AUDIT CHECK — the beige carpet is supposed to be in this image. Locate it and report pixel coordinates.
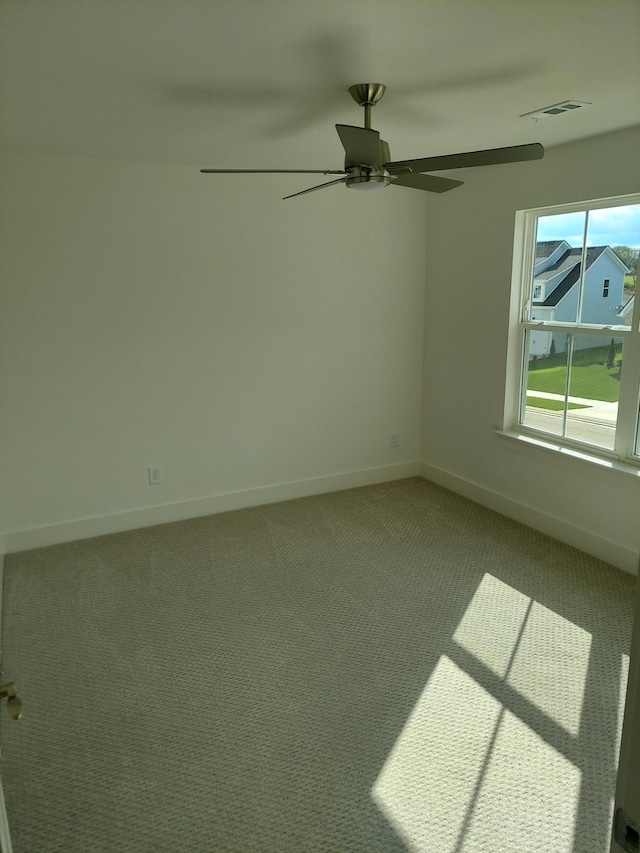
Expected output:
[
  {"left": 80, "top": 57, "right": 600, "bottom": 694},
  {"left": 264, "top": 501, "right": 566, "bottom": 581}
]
[{"left": 1, "top": 477, "right": 635, "bottom": 852}]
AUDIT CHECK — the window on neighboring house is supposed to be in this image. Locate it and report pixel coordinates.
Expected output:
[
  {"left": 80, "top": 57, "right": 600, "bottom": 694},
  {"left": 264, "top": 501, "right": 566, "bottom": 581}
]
[{"left": 506, "top": 195, "right": 640, "bottom": 465}]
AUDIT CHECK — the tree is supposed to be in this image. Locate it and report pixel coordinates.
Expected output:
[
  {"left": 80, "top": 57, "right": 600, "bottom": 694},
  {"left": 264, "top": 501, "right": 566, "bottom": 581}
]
[
  {"left": 550, "top": 338, "right": 556, "bottom": 357},
  {"left": 608, "top": 338, "right": 617, "bottom": 368}
]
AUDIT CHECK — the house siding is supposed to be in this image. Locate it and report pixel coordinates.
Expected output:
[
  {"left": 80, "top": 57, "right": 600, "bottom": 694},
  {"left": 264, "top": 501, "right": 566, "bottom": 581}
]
[
  {"left": 576, "top": 251, "right": 626, "bottom": 324},
  {"left": 553, "top": 251, "right": 626, "bottom": 351}
]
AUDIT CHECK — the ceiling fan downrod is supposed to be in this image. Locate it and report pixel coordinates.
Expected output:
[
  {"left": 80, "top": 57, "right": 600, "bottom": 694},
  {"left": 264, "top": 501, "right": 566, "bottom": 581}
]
[{"left": 348, "top": 83, "right": 386, "bottom": 129}]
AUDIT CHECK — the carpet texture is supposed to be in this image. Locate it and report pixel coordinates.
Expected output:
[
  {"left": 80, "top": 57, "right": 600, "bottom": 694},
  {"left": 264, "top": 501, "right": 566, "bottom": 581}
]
[{"left": 0, "top": 477, "right": 636, "bottom": 852}]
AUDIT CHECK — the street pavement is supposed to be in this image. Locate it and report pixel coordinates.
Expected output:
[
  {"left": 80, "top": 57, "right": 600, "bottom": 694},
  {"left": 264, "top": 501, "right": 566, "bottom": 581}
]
[{"left": 524, "top": 391, "right": 617, "bottom": 448}]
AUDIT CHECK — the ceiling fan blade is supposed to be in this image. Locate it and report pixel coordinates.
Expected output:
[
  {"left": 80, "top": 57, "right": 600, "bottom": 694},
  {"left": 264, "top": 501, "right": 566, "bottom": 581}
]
[
  {"left": 392, "top": 172, "right": 463, "bottom": 193},
  {"left": 283, "top": 177, "right": 348, "bottom": 200},
  {"left": 201, "top": 168, "right": 346, "bottom": 174},
  {"left": 335, "top": 125, "right": 382, "bottom": 168},
  {"left": 385, "top": 142, "right": 544, "bottom": 174}
]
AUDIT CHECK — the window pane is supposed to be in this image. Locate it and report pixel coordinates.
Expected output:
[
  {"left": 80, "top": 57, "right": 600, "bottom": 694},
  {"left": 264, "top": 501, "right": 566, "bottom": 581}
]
[
  {"left": 564, "top": 335, "right": 621, "bottom": 450},
  {"left": 516, "top": 197, "right": 640, "bottom": 463},
  {"left": 521, "top": 332, "right": 622, "bottom": 451},
  {"left": 521, "top": 330, "right": 568, "bottom": 436},
  {"left": 581, "top": 204, "right": 640, "bottom": 327},
  {"left": 530, "top": 212, "right": 586, "bottom": 324}
]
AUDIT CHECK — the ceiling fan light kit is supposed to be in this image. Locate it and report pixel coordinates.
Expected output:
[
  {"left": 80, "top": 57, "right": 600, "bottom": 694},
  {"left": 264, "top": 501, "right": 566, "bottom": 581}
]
[
  {"left": 201, "top": 84, "right": 545, "bottom": 199},
  {"left": 346, "top": 173, "right": 391, "bottom": 191}
]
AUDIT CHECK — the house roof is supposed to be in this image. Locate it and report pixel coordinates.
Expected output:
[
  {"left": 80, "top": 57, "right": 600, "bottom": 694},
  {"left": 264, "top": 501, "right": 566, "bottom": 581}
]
[
  {"left": 535, "top": 240, "right": 566, "bottom": 262},
  {"left": 534, "top": 246, "right": 609, "bottom": 306}
]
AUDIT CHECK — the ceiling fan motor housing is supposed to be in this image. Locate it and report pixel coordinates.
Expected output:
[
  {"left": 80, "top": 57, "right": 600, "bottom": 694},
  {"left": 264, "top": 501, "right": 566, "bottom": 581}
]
[{"left": 344, "top": 137, "right": 394, "bottom": 190}]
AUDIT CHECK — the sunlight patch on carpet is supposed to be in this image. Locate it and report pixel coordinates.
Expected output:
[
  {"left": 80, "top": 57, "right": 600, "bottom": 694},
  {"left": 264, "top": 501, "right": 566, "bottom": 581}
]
[
  {"left": 372, "top": 573, "right": 594, "bottom": 852},
  {"left": 372, "top": 655, "right": 502, "bottom": 852},
  {"left": 507, "top": 599, "right": 591, "bottom": 736},
  {"left": 453, "top": 573, "right": 531, "bottom": 678},
  {"left": 454, "top": 573, "right": 592, "bottom": 734}
]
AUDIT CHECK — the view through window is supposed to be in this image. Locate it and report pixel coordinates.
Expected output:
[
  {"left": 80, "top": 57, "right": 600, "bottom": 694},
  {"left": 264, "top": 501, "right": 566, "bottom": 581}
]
[{"left": 514, "top": 196, "right": 640, "bottom": 462}]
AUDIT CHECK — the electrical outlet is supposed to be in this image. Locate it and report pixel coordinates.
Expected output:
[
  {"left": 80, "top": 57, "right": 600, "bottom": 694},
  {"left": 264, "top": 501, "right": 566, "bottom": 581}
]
[
  {"left": 148, "top": 466, "right": 163, "bottom": 485},
  {"left": 389, "top": 433, "right": 400, "bottom": 448}
]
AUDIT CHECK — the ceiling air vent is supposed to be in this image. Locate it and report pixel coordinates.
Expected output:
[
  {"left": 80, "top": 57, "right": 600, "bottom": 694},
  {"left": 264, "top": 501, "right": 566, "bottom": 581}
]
[{"left": 521, "top": 100, "right": 592, "bottom": 120}]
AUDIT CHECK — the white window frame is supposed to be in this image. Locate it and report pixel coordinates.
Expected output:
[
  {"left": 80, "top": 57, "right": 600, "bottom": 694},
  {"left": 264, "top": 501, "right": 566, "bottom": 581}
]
[{"left": 504, "top": 193, "right": 640, "bottom": 467}]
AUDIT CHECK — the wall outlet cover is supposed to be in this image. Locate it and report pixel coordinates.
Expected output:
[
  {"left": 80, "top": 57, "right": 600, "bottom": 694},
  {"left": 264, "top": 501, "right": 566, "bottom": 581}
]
[{"left": 148, "top": 466, "right": 163, "bottom": 485}]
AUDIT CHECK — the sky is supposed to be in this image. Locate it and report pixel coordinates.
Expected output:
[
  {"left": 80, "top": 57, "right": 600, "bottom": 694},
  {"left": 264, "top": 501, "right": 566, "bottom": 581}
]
[{"left": 536, "top": 203, "right": 640, "bottom": 249}]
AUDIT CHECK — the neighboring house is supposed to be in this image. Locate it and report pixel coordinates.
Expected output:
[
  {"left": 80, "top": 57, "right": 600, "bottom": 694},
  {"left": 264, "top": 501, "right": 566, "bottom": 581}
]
[
  {"left": 618, "top": 293, "right": 635, "bottom": 326},
  {"left": 528, "top": 240, "right": 630, "bottom": 357}
]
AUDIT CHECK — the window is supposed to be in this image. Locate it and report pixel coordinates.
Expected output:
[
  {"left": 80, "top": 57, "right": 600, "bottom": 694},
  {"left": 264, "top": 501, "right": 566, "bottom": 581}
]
[{"left": 507, "top": 195, "right": 640, "bottom": 464}]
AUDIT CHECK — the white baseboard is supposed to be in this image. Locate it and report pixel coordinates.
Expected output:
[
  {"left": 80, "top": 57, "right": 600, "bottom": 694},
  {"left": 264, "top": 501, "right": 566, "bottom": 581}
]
[
  {"left": 7, "top": 459, "right": 634, "bottom": 575},
  {"left": 420, "top": 461, "right": 639, "bottom": 576},
  {"left": 2, "top": 462, "right": 422, "bottom": 554}
]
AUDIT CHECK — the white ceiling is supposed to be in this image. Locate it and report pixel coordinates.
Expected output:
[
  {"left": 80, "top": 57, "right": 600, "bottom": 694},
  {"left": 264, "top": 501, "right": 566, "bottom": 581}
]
[{"left": 1, "top": 0, "right": 639, "bottom": 171}]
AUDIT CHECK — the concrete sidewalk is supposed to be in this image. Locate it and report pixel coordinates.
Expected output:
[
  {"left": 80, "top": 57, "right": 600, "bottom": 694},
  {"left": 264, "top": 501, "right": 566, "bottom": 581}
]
[{"left": 526, "top": 390, "right": 618, "bottom": 425}]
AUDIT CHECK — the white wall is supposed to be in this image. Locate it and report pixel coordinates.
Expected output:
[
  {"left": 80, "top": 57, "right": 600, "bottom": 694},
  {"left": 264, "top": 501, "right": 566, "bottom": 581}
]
[
  {"left": 0, "top": 152, "right": 429, "bottom": 548},
  {"left": 4, "top": 131, "right": 639, "bottom": 569},
  {"left": 421, "top": 125, "right": 640, "bottom": 574}
]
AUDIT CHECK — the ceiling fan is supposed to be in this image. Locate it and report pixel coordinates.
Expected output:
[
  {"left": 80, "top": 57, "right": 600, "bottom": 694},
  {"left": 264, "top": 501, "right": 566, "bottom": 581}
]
[{"left": 201, "top": 83, "right": 544, "bottom": 199}]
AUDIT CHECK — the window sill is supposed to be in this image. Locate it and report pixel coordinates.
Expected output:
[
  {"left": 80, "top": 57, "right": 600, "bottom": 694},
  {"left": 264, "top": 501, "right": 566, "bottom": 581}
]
[{"left": 496, "top": 429, "right": 640, "bottom": 480}]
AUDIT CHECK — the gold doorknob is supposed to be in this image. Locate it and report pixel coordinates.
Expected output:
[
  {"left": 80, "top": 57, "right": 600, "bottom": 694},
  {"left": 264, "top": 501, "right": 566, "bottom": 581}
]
[{"left": 0, "top": 684, "right": 23, "bottom": 720}]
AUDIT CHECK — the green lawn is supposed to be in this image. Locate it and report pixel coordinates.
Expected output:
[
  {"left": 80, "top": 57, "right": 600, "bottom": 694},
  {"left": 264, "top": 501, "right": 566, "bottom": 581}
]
[
  {"left": 526, "top": 396, "right": 589, "bottom": 411},
  {"left": 527, "top": 344, "right": 621, "bottom": 402}
]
